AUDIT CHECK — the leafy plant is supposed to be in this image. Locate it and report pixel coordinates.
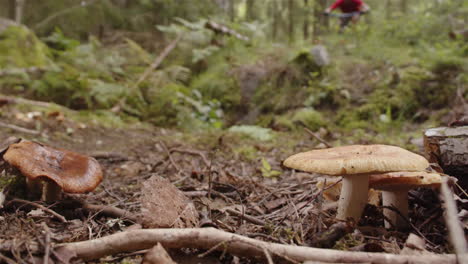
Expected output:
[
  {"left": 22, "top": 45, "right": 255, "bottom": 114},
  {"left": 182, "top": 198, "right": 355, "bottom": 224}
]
[{"left": 260, "top": 158, "right": 281, "bottom": 178}]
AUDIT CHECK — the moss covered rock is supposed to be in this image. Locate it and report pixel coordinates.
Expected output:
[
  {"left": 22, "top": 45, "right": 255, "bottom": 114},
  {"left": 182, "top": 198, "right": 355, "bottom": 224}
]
[{"left": 0, "top": 19, "right": 50, "bottom": 68}]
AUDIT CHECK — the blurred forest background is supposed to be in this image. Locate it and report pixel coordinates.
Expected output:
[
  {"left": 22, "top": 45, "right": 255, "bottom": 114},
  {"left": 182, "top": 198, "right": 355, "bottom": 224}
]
[{"left": 0, "top": 0, "right": 466, "bottom": 147}]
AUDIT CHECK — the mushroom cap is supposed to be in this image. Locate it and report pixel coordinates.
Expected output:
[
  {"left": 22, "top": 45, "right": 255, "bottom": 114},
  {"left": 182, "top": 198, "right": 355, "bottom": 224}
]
[
  {"left": 3, "top": 140, "right": 103, "bottom": 193},
  {"left": 283, "top": 144, "right": 429, "bottom": 175},
  {"left": 369, "top": 171, "right": 441, "bottom": 191}
]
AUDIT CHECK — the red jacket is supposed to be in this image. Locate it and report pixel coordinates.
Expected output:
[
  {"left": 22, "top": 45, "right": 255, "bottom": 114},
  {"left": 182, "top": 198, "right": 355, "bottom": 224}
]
[{"left": 329, "top": 0, "right": 364, "bottom": 13}]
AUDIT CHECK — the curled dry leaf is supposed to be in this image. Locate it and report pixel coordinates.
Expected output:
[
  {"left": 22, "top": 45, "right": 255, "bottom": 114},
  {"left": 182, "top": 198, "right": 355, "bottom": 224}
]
[
  {"left": 142, "top": 243, "right": 177, "bottom": 264},
  {"left": 140, "top": 176, "right": 199, "bottom": 228}
]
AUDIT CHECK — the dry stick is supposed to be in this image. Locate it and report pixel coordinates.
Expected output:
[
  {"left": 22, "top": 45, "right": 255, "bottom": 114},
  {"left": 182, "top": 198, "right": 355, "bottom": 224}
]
[
  {"left": 225, "top": 208, "right": 267, "bottom": 226},
  {"left": 297, "top": 122, "right": 332, "bottom": 148},
  {"left": 0, "top": 67, "right": 45, "bottom": 77},
  {"left": 0, "top": 95, "right": 62, "bottom": 109},
  {"left": 169, "top": 148, "right": 210, "bottom": 167},
  {"left": 159, "top": 141, "right": 181, "bottom": 172},
  {"left": 0, "top": 252, "right": 16, "bottom": 264},
  {"left": 82, "top": 203, "right": 138, "bottom": 223},
  {"left": 8, "top": 199, "right": 67, "bottom": 223},
  {"left": 132, "top": 34, "right": 183, "bottom": 89},
  {"left": 0, "top": 121, "right": 40, "bottom": 135},
  {"left": 440, "top": 176, "right": 468, "bottom": 264},
  {"left": 41, "top": 223, "right": 51, "bottom": 264},
  {"left": 34, "top": 0, "right": 99, "bottom": 30},
  {"left": 112, "top": 35, "right": 183, "bottom": 112},
  {"left": 58, "top": 227, "right": 458, "bottom": 263}
]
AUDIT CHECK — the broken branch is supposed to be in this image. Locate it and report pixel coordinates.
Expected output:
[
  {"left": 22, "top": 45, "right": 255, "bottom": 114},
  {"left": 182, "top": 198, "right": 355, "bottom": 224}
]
[{"left": 58, "top": 227, "right": 459, "bottom": 263}]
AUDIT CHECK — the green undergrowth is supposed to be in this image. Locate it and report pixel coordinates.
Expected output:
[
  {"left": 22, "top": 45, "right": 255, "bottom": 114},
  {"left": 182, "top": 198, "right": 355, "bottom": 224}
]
[{"left": 0, "top": 10, "right": 465, "bottom": 146}]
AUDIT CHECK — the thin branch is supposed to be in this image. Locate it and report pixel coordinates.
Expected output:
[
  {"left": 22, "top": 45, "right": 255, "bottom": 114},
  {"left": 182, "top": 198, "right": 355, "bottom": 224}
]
[
  {"left": 132, "top": 34, "right": 183, "bottom": 89},
  {"left": 57, "top": 227, "right": 459, "bottom": 263},
  {"left": 8, "top": 198, "right": 67, "bottom": 223},
  {"left": 0, "top": 121, "right": 40, "bottom": 135},
  {"left": 82, "top": 203, "right": 138, "bottom": 223},
  {"left": 33, "top": 0, "right": 99, "bottom": 30},
  {"left": 296, "top": 121, "right": 331, "bottom": 148},
  {"left": 440, "top": 176, "right": 468, "bottom": 264},
  {"left": 225, "top": 208, "right": 267, "bottom": 226}
]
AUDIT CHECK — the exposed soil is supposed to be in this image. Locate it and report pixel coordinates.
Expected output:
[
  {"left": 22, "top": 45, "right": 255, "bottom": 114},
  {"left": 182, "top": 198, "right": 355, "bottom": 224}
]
[{"left": 0, "top": 101, "right": 463, "bottom": 263}]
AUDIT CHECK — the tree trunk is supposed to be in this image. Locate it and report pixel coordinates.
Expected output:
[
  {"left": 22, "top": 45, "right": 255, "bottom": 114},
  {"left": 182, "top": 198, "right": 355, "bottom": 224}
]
[
  {"left": 400, "top": 0, "right": 407, "bottom": 14},
  {"left": 229, "top": 0, "right": 235, "bottom": 22},
  {"left": 288, "top": 0, "right": 294, "bottom": 43},
  {"left": 14, "top": 0, "right": 25, "bottom": 24},
  {"left": 303, "top": 0, "right": 310, "bottom": 40},
  {"left": 386, "top": 0, "right": 392, "bottom": 19},
  {"left": 8, "top": 0, "right": 15, "bottom": 20},
  {"left": 424, "top": 126, "right": 468, "bottom": 188},
  {"left": 246, "top": 0, "right": 254, "bottom": 21},
  {"left": 272, "top": 0, "right": 279, "bottom": 40}
]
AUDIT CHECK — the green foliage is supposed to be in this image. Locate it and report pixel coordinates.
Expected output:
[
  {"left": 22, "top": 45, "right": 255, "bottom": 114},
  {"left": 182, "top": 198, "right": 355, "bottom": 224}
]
[
  {"left": 42, "top": 28, "right": 80, "bottom": 52},
  {"left": 0, "top": 26, "right": 50, "bottom": 68},
  {"left": 260, "top": 158, "right": 281, "bottom": 178},
  {"left": 228, "top": 125, "right": 274, "bottom": 141}
]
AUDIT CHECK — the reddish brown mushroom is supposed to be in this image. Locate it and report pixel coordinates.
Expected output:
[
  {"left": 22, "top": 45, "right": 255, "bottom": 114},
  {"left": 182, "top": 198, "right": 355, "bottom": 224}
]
[{"left": 3, "top": 140, "right": 103, "bottom": 202}]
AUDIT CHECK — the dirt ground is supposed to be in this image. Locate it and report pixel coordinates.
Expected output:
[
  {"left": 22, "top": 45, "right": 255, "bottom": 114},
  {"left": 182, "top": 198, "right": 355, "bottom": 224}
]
[{"left": 0, "top": 100, "right": 464, "bottom": 263}]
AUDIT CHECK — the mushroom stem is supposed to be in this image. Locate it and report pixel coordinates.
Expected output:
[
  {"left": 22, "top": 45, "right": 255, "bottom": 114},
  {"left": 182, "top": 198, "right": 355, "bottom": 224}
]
[
  {"left": 26, "top": 178, "right": 43, "bottom": 199},
  {"left": 382, "top": 189, "right": 409, "bottom": 229},
  {"left": 42, "top": 180, "right": 62, "bottom": 203},
  {"left": 337, "top": 174, "right": 370, "bottom": 221}
]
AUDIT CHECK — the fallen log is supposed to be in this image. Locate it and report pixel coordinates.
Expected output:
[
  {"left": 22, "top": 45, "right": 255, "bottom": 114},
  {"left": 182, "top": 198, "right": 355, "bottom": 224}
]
[
  {"left": 57, "top": 227, "right": 459, "bottom": 263},
  {"left": 424, "top": 126, "right": 468, "bottom": 187}
]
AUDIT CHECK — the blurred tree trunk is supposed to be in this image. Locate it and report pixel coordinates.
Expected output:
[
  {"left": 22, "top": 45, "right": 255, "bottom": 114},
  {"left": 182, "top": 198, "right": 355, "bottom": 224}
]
[
  {"left": 400, "top": 0, "right": 407, "bottom": 14},
  {"left": 14, "top": 0, "right": 25, "bottom": 23},
  {"left": 288, "top": 0, "right": 294, "bottom": 42},
  {"left": 246, "top": 0, "right": 254, "bottom": 21},
  {"left": 386, "top": 0, "right": 392, "bottom": 18},
  {"left": 272, "top": 0, "right": 279, "bottom": 40},
  {"left": 8, "top": 0, "right": 15, "bottom": 20},
  {"left": 229, "top": 0, "right": 235, "bottom": 22},
  {"left": 313, "top": 0, "right": 328, "bottom": 37},
  {"left": 303, "top": 0, "right": 310, "bottom": 40}
]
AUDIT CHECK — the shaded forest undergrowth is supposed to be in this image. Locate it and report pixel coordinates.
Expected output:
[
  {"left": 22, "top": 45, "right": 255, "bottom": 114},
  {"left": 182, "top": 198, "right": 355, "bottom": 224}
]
[{"left": 0, "top": 98, "right": 464, "bottom": 263}]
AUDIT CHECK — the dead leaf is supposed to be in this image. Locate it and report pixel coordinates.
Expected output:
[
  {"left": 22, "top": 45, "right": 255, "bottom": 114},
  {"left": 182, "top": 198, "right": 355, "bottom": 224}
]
[
  {"left": 140, "top": 176, "right": 199, "bottom": 228},
  {"left": 142, "top": 243, "right": 177, "bottom": 264}
]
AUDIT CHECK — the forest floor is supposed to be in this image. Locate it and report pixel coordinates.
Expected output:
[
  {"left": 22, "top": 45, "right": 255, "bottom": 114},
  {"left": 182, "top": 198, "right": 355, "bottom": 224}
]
[{"left": 0, "top": 98, "right": 462, "bottom": 263}]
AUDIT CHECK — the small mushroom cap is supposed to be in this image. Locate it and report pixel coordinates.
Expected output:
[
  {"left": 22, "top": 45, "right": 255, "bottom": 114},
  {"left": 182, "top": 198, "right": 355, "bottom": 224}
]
[
  {"left": 3, "top": 140, "right": 103, "bottom": 193},
  {"left": 369, "top": 171, "right": 442, "bottom": 191},
  {"left": 283, "top": 144, "right": 429, "bottom": 175}
]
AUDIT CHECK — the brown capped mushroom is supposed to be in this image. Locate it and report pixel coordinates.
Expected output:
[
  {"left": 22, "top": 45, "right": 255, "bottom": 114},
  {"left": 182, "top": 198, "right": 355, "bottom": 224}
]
[
  {"left": 3, "top": 140, "right": 103, "bottom": 202},
  {"left": 284, "top": 144, "right": 429, "bottom": 222},
  {"left": 369, "top": 171, "right": 442, "bottom": 229}
]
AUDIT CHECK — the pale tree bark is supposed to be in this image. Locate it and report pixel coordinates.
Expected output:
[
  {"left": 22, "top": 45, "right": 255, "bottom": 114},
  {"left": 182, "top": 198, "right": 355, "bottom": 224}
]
[{"left": 14, "top": 0, "right": 25, "bottom": 24}]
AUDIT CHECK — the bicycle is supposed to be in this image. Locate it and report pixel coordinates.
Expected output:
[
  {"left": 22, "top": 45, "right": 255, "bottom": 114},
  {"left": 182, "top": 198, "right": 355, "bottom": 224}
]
[{"left": 323, "top": 11, "right": 368, "bottom": 32}]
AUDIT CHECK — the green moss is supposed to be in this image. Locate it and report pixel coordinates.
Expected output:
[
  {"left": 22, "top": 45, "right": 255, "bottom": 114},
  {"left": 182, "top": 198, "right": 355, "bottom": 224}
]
[{"left": 0, "top": 26, "right": 50, "bottom": 67}]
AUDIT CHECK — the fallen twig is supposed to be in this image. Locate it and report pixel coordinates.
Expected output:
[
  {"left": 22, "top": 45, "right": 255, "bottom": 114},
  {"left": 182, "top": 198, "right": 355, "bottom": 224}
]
[
  {"left": 8, "top": 199, "right": 67, "bottom": 223},
  {"left": 0, "top": 121, "right": 40, "bottom": 135},
  {"left": 0, "top": 95, "right": 61, "bottom": 109},
  {"left": 169, "top": 148, "right": 210, "bottom": 167},
  {"left": 440, "top": 176, "right": 468, "bottom": 264},
  {"left": 111, "top": 35, "right": 182, "bottom": 112},
  {"left": 82, "top": 203, "right": 138, "bottom": 223},
  {"left": 225, "top": 208, "right": 267, "bottom": 226},
  {"left": 41, "top": 222, "right": 51, "bottom": 264},
  {"left": 58, "top": 227, "right": 459, "bottom": 263}
]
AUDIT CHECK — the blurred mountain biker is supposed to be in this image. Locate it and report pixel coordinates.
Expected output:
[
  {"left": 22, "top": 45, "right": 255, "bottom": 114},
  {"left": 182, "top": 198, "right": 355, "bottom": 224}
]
[{"left": 324, "top": 0, "right": 370, "bottom": 32}]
